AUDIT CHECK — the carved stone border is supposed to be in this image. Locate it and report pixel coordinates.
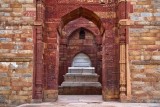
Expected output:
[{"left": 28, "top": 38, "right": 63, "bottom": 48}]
[
  {"left": 32, "top": 0, "right": 44, "bottom": 102},
  {"left": 117, "top": 0, "right": 133, "bottom": 101}
]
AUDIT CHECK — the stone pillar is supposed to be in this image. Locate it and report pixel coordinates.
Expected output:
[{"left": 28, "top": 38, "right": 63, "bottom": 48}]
[
  {"left": 119, "top": 30, "right": 127, "bottom": 101},
  {"left": 102, "top": 32, "right": 107, "bottom": 100},
  {"left": 117, "top": 0, "right": 133, "bottom": 101},
  {"left": 43, "top": 22, "right": 59, "bottom": 102},
  {"left": 33, "top": 25, "right": 44, "bottom": 102},
  {"left": 32, "top": 0, "right": 45, "bottom": 102},
  {"left": 118, "top": 20, "right": 132, "bottom": 101},
  {"left": 102, "top": 27, "right": 119, "bottom": 100}
]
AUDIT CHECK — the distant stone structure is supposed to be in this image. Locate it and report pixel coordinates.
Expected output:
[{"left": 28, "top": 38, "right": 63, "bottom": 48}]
[
  {"left": 60, "top": 53, "right": 101, "bottom": 94},
  {"left": 0, "top": 0, "right": 160, "bottom": 106}
]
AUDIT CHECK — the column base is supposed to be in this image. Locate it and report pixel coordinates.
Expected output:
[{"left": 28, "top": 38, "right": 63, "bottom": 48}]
[
  {"left": 43, "top": 90, "right": 58, "bottom": 102},
  {"left": 59, "top": 86, "right": 102, "bottom": 95},
  {"left": 120, "top": 94, "right": 132, "bottom": 102},
  {"left": 102, "top": 89, "right": 119, "bottom": 101},
  {"left": 32, "top": 99, "right": 43, "bottom": 103}
]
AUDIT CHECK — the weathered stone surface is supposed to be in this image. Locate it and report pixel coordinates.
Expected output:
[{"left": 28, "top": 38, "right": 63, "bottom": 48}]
[
  {"left": 0, "top": 73, "right": 8, "bottom": 77},
  {"left": 0, "top": 0, "right": 160, "bottom": 105},
  {"left": 0, "top": 95, "right": 6, "bottom": 103},
  {"left": 0, "top": 86, "right": 10, "bottom": 91},
  {"left": 44, "top": 90, "right": 58, "bottom": 102},
  {"left": 129, "top": 1, "right": 160, "bottom": 103},
  {"left": 19, "top": 91, "right": 32, "bottom": 96}
]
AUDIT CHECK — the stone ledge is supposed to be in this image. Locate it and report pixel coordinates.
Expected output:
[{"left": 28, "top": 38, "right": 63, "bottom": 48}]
[
  {"left": 59, "top": 86, "right": 102, "bottom": 95},
  {"left": 118, "top": 0, "right": 130, "bottom": 2},
  {"left": 119, "top": 19, "right": 134, "bottom": 26},
  {"left": 34, "top": 21, "right": 43, "bottom": 26},
  {"left": 119, "top": 21, "right": 160, "bottom": 26},
  {"left": 133, "top": 21, "right": 160, "bottom": 26},
  {"left": 131, "top": 60, "right": 160, "bottom": 65},
  {"left": 0, "top": 57, "right": 32, "bottom": 62}
]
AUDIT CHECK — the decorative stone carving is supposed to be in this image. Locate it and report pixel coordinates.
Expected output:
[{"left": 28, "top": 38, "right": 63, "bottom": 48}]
[
  {"left": 33, "top": 0, "right": 44, "bottom": 101},
  {"left": 119, "top": 28, "right": 127, "bottom": 101}
]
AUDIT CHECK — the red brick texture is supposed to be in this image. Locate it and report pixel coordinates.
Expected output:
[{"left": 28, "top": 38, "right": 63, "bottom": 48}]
[{"left": 33, "top": 0, "right": 121, "bottom": 101}]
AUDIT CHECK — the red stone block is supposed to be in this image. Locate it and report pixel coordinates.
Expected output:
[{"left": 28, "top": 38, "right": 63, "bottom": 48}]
[
  {"left": 12, "top": 86, "right": 22, "bottom": 91},
  {"left": 24, "top": 45, "right": 33, "bottom": 50},
  {"left": 47, "top": 38, "right": 57, "bottom": 43},
  {"left": 21, "top": 38, "right": 26, "bottom": 42},
  {"left": 23, "top": 11, "right": 36, "bottom": 17},
  {"left": 1, "top": 43, "right": 14, "bottom": 49}
]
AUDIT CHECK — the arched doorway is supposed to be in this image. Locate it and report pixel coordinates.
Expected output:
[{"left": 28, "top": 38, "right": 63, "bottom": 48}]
[
  {"left": 58, "top": 27, "right": 102, "bottom": 86},
  {"left": 33, "top": 1, "right": 131, "bottom": 102},
  {"left": 58, "top": 26, "right": 102, "bottom": 94},
  {"left": 57, "top": 7, "right": 119, "bottom": 97}
]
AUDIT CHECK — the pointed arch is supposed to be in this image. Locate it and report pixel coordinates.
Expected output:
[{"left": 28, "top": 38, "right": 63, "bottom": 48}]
[
  {"left": 58, "top": 7, "right": 105, "bottom": 36},
  {"left": 66, "top": 26, "right": 98, "bottom": 37},
  {"left": 68, "top": 27, "right": 96, "bottom": 39}
]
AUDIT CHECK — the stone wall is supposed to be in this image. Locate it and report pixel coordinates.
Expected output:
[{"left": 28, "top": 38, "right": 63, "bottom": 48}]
[
  {"left": 0, "top": 0, "right": 160, "bottom": 105},
  {"left": 0, "top": 0, "right": 35, "bottom": 106},
  {"left": 129, "top": 0, "right": 160, "bottom": 102}
]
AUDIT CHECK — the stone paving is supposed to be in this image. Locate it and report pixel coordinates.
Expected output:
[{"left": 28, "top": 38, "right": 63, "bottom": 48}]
[{"left": 18, "top": 95, "right": 160, "bottom": 107}]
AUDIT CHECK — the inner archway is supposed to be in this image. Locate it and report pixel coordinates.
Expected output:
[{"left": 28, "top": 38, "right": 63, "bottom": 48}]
[
  {"left": 58, "top": 7, "right": 105, "bottom": 36},
  {"left": 58, "top": 27, "right": 102, "bottom": 95}
]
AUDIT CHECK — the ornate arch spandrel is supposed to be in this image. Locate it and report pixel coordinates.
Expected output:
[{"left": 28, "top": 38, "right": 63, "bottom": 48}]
[{"left": 57, "top": 7, "right": 105, "bottom": 37}]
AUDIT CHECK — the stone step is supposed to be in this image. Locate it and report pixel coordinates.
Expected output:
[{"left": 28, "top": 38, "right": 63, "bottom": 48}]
[
  {"left": 64, "top": 73, "right": 99, "bottom": 82},
  {"left": 68, "top": 67, "right": 95, "bottom": 73},
  {"left": 61, "top": 82, "right": 102, "bottom": 87},
  {"left": 59, "top": 87, "right": 102, "bottom": 95},
  {"left": 65, "top": 73, "right": 98, "bottom": 75}
]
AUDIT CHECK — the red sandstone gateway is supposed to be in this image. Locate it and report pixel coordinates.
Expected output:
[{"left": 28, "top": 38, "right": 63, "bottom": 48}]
[
  {"left": 1, "top": 0, "right": 160, "bottom": 106},
  {"left": 33, "top": 0, "right": 132, "bottom": 102}
]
